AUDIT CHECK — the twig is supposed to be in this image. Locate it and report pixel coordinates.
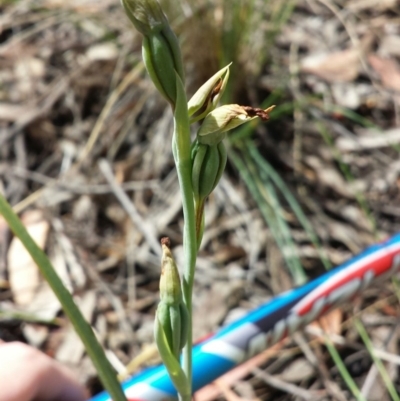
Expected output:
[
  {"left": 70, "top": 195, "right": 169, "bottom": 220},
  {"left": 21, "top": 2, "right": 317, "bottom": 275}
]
[
  {"left": 252, "top": 367, "right": 326, "bottom": 401},
  {"left": 2, "top": 166, "right": 158, "bottom": 194},
  {"left": 98, "top": 158, "right": 161, "bottom": 257}
]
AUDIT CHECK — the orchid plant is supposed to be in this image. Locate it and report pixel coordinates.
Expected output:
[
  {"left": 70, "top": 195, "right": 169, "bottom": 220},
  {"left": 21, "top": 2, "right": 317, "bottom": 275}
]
[{"left": 121, "top": 1, "right": 274, "bottom": 400}]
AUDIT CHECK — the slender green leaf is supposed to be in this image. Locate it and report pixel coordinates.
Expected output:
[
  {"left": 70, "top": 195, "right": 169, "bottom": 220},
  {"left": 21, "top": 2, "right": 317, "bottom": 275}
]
[
  {"left": 324, "top": 335, "right": 367, "bottom": 401},
  {"left": 355, "top": 319, "right": 400, "bottom": 401}
]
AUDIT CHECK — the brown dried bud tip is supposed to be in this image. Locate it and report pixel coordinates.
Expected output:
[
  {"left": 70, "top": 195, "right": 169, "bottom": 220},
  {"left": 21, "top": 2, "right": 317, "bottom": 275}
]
[
  {"left": 195, "top": 78, "right": 223, "bottom": 117},
  {"left": 159, "top": 236, "right": 181, "bottom": 305},
  {"left": 210, "top": 78, "right": 223, "bottom": 100},
  {"left": 161, "top": 237, "right": 171, "bottom": 248},
  {"left": 242, "top": 105, "right": 276, "bottom": 121}
]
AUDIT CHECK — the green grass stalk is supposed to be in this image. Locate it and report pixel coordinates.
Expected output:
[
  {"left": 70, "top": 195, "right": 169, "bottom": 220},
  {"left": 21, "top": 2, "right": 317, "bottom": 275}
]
[
  {"left": 355, "top": 319, "right": 400, "bottom": 401},
  {"left": 228, "top": 146, "right": 307, "bottom": 285},
  {"left": 246, "top": 141, "right": 331, "bottom": 270},
  {"left": 324, "top": 334, "right": 367, "bottom": 401}
]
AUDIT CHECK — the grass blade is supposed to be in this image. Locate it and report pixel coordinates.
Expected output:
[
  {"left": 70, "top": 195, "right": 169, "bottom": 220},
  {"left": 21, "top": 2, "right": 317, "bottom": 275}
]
[
  {"left": 355, "top": 319, "right": 400, "bottom": 401},
  {"left": 324, "top": 334, "right": 367, "bottom": 401},
  {"left": 229, "top": 146, "right": 307, "bottom": 285},
  {"left": 246, "top": 140, "right": 331, "bottom": 270}
]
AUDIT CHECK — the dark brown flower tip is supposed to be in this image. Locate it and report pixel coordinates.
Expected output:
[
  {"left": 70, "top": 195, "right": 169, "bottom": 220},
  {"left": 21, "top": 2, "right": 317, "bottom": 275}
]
[
  {"left": 161, "top": 237, "right": 171, "bottom": 247},
  {"left": 210, "top": 78, "right": 223, "bottom": 100},
  {"left": 242, "top": 105, "right": 275, "bottom": 121}
]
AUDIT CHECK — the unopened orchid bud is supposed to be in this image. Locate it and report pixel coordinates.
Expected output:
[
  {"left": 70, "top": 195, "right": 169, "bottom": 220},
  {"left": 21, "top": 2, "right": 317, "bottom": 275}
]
[
  {"left": 188, "top": 63, "right": 231, "bottom": 123},
  {"left": 155, "top": 238, "right": 189, "bottom": 360},
  {"left": 198, "top": 104, "right": 275, "bottom": 146},
  {"left": 191, "top": 141, "right": 227, "bottom": 204},
  {"left": 121, "top": 0, "right": 184, "bottom": 106}
]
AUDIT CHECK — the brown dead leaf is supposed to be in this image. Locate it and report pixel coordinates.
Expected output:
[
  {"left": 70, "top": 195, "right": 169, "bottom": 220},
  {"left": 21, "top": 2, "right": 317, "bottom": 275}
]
[
  {"left": 277, "top": 358, "right": 315, "bottom": 383},
  {"left": 26, "top": 245, "right": 73, "bottom": 321},
  {"left": 8, "top": 210, "right": 49, "bottom": 306},
  {"left": 86, "top": 43, "right": 119, "bottom": 62},
  {"left": 310, "top": 308, "right": 343, "bottom": 338},
  {"left": 380, "top": 35, "right": 400, "bottom": 58},
  {"left": 369, "top": 54, "right": 400, "bottom": 92},
  {"left": 381, "top": 304, "right": 398, "bottom": 317},
  {"left": 337, "top": 128, "right": 400, "bottom": 151},
  {"left": 22, "top": 324, "right": 49, "bottom": 348},
  {"left": 301, "top": 48, "right": 361, "bottom": 83},
  {"left": 15, "top": 57, "right": 46, "bottom": 98},
  {"left": 56, "top": 291, "right": 97, "bottom": 364},
  {"left": 40, "top": 0, "right": 115, "bottom": 13},
  {"left": 0, "top": 103, "right": 34, "bottom": 122}
]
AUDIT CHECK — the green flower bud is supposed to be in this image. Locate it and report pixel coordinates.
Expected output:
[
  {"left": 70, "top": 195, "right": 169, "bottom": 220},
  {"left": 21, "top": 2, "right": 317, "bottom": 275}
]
[
  {"left": 121, "top": 0, "right": 184, "bottom": 106},
  {"left": 198, "top": 104, "right": 275, "bottom": 145},
  {"left": 121, "top": 0, "right": 167, "bottom": 35},
  {"left": 155, "top": 237, "right": 189, "bottom": 360},
  {"left": 188, "top": 63, "right": 231, "bottom": 123},
  {"left": 191, "top": 141, "right": 227, "bottom": 204}
]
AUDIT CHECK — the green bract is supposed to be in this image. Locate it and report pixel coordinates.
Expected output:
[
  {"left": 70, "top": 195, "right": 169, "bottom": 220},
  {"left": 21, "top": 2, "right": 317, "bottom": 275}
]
[{"left": 188, "top": 63, "right": 231, "bottom": 123}]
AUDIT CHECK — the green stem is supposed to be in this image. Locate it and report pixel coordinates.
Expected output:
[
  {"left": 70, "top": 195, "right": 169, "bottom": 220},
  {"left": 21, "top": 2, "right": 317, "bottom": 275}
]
[
  {"left": 0, "top": 194, "right": 127, "bottom": 401},
  {"left": 173, "top": 74, "right": 198, "bottom": 397},
  {"left": 195, "top": 199, "right": 205, "bottom": 249}
]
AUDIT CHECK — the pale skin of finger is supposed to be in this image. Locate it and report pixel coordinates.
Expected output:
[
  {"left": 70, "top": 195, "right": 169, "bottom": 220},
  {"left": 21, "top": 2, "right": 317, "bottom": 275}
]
[{"left": 0, "top": 341, "right": 88, "bottom": 401}]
